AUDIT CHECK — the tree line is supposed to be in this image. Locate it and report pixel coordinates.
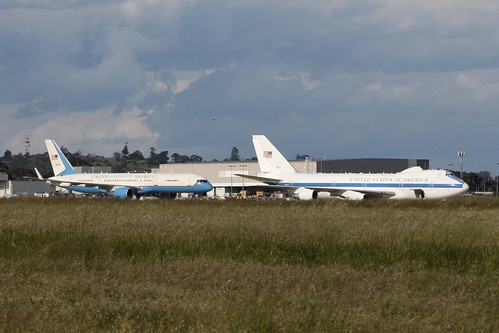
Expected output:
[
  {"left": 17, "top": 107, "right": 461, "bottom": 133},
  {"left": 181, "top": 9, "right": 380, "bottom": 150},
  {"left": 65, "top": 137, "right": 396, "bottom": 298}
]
[{"left": 0, "top": 145, "right": 251, "bottom": 180}]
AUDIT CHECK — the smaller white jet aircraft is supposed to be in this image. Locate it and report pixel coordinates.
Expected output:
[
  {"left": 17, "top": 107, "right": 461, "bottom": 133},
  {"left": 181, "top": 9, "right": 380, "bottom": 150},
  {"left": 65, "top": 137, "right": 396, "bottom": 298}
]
[
  {"left": 237, "top": 135, "right": 469, "bottom": 200},
  {"left": 39, "top": 139, "right": 213, "bottom": 198}
]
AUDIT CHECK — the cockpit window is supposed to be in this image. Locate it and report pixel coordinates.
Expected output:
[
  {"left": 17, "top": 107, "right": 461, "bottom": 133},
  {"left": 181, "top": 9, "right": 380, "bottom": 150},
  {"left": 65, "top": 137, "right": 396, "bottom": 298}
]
[
  {"left": 445, "top": 171, "right": 455, "bottom": 176},
  {"left": 446, "top": 172, "right": 464, "bottom": 183},
  {"left": 197, "top": 179, "right": 208, "bottom": 183}
]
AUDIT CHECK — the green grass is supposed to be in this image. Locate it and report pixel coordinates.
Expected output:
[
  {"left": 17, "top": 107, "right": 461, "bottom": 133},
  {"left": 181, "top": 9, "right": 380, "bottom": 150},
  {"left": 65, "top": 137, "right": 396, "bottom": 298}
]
[{"left": 0, "top": 197, "right": 498, "bottom": 331}]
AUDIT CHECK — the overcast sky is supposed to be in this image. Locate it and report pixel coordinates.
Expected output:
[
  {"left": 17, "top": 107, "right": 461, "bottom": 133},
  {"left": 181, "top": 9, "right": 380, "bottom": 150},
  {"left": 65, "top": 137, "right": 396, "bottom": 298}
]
[{"left": 1, "top": 0, "right": 498, "bottom": 174}]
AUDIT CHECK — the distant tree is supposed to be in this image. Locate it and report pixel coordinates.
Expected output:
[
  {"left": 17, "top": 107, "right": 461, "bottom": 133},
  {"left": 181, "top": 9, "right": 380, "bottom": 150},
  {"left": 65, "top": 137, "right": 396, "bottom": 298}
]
[
  {"left": 122, "top": 142, "right": 129, "bottom": 157},
  {"left": 129, "top": 150, "right": 144, "bottom": 160},
  {"left": 156, "top": 151, "right": 169, "bottom": 164},
  {"left": 296, "top": 154, "right": 310, "bottom": 160},
  {"left": 171, "top": 153, "right": 180, "bottom": 163},
  {"left": 190, "top": 155, "right": 203, "bottom": 163},
  {"left": 230, "top": 147, "right": 240, "bottom": 161},
  {"left": 462, "top": 172, "right": 482, "bottom": 192},
  {"left": 3, "top": 150, "right": 12, "bottom": 159},
  {"left": 68, "top": 155, "right": 92, "bottom": 167},
  {"left": 178, "top": 154, "right": 190, "bottom": 163},
  {"left": 60, "top": 146, "right": 70, "bottom": 156},
  {"left": 477, "top": 170, "right": 492, "bottom": 191},
  {"left": 120, "top": 158, "right": 129, "bottom": 172},
  {"left": 10, "top": 167, "right": 35, "bottom": 180},
  {"left": 113, "top": 152, "right": 122, "bottom": 161},
  {"left": 0, "top": 161, "right": 9, "bottom": 173},
  {"left": 171, "top": 153, "right": 190, "bottom": 163},
  {"left": 149, "top": 147, "right": 157, "bottom": 158}
]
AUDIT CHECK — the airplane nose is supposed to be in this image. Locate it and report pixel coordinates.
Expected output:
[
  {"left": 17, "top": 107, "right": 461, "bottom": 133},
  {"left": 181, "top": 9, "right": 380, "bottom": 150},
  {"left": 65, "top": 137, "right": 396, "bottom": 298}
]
[
  {"left": 201, "top": 182, "right": 213, "bottom": 192},
  {"left": 462, "top": 182, "right": 469, "bottom": 193}
]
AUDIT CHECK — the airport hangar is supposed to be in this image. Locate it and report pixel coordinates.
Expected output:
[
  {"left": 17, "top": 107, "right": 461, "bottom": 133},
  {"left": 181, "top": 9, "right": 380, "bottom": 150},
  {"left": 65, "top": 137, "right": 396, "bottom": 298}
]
[{"left": 159, "top": 158, "right": 430, "bottom": 198}]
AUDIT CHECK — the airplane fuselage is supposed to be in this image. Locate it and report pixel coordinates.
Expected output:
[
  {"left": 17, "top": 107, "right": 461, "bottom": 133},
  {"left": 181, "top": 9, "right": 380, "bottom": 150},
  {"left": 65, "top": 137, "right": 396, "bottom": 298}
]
[
  {"left": 265, "top": 169, "right": 468, "bottom": 199},
  {"left": 48, "top": 173, "right": 213, "bottom": 196}
]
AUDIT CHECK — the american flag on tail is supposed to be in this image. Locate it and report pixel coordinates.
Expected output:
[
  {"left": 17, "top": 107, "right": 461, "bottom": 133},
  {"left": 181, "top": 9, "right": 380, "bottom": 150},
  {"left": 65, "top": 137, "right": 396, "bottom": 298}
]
[{"left": 263, "top": 151, "right": 272, "bottom": 158}]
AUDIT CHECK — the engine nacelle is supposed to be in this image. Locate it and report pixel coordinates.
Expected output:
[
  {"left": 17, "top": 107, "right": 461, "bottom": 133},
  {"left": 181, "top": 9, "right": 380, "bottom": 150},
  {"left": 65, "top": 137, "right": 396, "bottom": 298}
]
[
  {"left": 340, "top": 190, "right": 367, "bottom": 201},
  {"left": 291, "top": 187, "right": 318, "bottom": 200},
  {"left": 113, "top": 187, "right": 134, "bottom": 199}
]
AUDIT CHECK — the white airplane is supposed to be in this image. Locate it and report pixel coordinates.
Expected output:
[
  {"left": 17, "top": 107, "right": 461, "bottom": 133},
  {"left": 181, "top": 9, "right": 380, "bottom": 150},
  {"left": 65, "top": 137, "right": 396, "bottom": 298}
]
[
  {"left": 237, "top": 135, "right": 469, "bottom": 200},
  {"left": 39, "top": 139, "right": 213, "bottom": 198}
]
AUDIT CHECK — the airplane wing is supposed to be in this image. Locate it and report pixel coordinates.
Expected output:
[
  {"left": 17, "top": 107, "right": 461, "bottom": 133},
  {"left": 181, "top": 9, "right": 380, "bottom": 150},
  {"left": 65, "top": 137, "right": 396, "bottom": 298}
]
[
  {"left": 236, "top": 174, "right": 396, "bottom": 199},
  {"left": 46, "top": 178, "right": 142, "bottom": 193},
  {"left": 318, "top": 188, "right": 396, "bottom": 199},
  {"left": 281, "top": 185, "right": 396, "bottom": 199},
  {"left": 235, "top": 174, "right": 282, "bottom": 184}
]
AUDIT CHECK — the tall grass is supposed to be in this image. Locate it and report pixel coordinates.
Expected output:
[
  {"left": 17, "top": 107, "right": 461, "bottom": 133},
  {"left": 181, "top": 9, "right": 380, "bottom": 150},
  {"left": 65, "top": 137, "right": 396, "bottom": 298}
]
[{"left": 0, "top": 197, "right": 497, "bottom": 331}]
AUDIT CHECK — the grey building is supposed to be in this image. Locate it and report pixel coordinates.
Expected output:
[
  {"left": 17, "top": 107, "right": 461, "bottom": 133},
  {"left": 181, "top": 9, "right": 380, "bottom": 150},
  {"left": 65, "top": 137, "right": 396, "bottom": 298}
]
[{"left": 0, "top": 178, "right": 55, "bottom": 197}]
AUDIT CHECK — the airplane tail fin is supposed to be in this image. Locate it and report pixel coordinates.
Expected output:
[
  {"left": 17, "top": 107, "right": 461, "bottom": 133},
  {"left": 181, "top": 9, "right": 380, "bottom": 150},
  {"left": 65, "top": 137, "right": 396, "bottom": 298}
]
[
  {"left": 252, "top": 135, "right": 297, "bottom": 174},
  {"left": 45, "top": 139, "right": 78, "bottom": 176}
]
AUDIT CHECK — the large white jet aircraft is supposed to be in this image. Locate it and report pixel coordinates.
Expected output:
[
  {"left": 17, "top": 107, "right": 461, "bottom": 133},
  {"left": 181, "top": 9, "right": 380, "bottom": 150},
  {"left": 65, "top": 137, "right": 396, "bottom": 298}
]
[
  {"left": 39, "top": 139, "right": 213, "bottom": 198},
  {"left": 237, "top": 135, "right": 469, "bottom": 200}
]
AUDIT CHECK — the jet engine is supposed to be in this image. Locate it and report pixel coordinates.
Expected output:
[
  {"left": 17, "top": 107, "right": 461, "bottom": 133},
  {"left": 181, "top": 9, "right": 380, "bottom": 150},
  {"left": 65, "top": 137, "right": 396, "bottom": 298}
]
[
  {"left": 340, "top": 190, "right": 367, "bottom": 201},
  {"left": 291, "top": 187, "right": 318, "bottom": 200},
  {"left": 113, "top": 187, "right": 134, "bottom": 199}
]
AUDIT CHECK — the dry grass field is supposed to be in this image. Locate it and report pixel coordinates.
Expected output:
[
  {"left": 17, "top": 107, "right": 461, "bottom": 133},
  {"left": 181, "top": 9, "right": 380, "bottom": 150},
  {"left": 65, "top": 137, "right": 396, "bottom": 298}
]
[{"left": 0, "top": 197, "right": 498, "bottom": 331}]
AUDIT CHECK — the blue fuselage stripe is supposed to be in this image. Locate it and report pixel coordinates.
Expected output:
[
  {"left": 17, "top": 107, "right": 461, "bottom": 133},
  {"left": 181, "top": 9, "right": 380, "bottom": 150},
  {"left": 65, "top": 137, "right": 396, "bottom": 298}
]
[
  {"left": 277, "top": 182, "right": 464, "bottom": 189},
  {"left": 63, "top": 183, "right": 213, "bottom": 195},
  {"left": 138, "top": 183, "right": 213, "bottom": 194},
  {"left": 64, "top": 186, "right": 108, "bottom": 194}
]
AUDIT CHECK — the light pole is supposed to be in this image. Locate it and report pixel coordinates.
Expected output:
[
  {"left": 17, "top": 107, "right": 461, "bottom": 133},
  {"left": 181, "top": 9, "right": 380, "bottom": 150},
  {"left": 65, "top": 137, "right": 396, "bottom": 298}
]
[
  {"left": 228, "top": 164, "right": 234, "bottom": 198},
  {"left": 457, "top": 151, "right": 466, "bottom": 178},
  {"left": 240, "top": 164, "right": 246, "bottom": 197}
]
